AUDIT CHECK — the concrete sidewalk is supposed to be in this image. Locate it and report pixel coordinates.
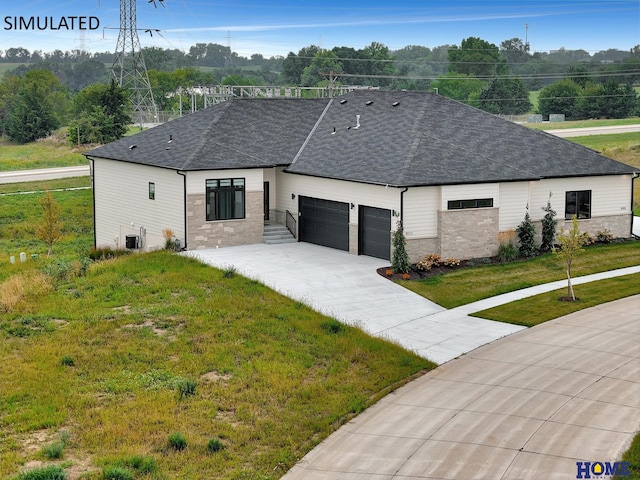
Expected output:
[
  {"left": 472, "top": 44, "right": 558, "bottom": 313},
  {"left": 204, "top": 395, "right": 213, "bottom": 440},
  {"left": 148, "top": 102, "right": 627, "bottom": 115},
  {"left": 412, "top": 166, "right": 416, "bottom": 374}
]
[{"left": 283, "top": 295, "right": 640, "bottom": 480}]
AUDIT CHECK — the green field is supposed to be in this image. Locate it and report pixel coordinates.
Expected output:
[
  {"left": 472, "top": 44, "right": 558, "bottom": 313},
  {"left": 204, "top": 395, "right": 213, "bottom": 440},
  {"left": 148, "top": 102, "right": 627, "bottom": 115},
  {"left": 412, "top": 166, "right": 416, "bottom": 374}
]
[{"left": 0, "top": 185, "right": 433, "bottom": 479}]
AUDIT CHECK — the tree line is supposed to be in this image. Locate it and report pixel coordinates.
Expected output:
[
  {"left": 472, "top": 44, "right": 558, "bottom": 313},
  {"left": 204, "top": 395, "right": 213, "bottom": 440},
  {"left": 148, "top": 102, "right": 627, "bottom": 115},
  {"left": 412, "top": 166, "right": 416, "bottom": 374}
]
[{"left": 1, "top": 37, "right": 639, "bottom": 144}]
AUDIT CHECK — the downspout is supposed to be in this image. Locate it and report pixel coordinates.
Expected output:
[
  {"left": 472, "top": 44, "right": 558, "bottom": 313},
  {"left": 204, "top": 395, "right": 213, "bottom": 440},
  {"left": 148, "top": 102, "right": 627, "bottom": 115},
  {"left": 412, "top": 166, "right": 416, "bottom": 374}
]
[
  {"left": 400, "top": 187, "right": 408, "bottom": 226},
  {"left": 177, "top": 170, "right": 187, "bottom": 249},
  {"left": 633, "top": 173, "right": 639, "bottom": 238},
  {"left": 88, "top": 157, "right": 96, "bottom": 248}
]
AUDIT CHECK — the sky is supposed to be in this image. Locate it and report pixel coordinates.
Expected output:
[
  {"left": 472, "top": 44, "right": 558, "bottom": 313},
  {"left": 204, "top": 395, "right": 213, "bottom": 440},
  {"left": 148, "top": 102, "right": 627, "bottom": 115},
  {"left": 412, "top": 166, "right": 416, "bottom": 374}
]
[{"left": 1, "top": 0, "right": 639, "bottom": 58}]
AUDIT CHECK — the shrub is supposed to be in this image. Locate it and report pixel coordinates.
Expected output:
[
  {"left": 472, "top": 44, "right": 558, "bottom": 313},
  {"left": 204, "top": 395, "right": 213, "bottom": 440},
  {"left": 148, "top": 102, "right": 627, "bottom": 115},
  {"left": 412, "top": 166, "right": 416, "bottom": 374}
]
[
  {"left": 88, "top": 247, "right": 131, "bottom": 261},
  {"left": 516, "top": 208, "right": 537, "bottom": 258},
  {"left": 125, "top": 455, "right": 157, "bottom": 474},
  {"left": 391, "top": 222, "right": 410, "bottom": 274},
  {"left": 60, "top": 356, "right": 74, "bottom": 367},
  {"left": 41, "top": 430, "right": 70, "bottom": 459},
  {"left": 596, "top": 229, "right": 614, "bottom": 243},
  {"left": 443, "top": 258, "right": 460, "bottom": 267},
  {"left": 15, "top": 465, "right": 67, "bottom": 480},
  {"left": 540, "top": 195, "right": 557, "bottom": 252},
  {"left": 416, "top": 254, "right": 441, "bottom": 271},
  {"left": 42, "top": 259, "right": 74, "bottom": 281},
  {"left": 102, "top": 466, "right": 133, "bottom": 480},
  {"left": 222, "top": 267, "right": 237, "bottom": 278},
  {"left": 580, "top": 232, "right": 595, "bottom": 246},
  {"left": 207, "top": 438, "right": 225, "bottom": 453},
  {"left": 168, "top": 432, "right": 187, "bottom": 451},
  {"left": 321, "top": 319, "right": 344, "bottom": 334},
  {"left": 175, "top": 378, "right": 197, "bottom": 400}
]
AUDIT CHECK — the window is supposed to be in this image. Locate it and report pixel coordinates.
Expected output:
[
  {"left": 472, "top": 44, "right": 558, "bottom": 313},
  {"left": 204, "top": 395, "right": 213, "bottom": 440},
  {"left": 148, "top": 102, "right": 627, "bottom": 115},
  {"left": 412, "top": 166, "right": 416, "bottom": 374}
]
[
  {"left": 447, "top": 198, "right": 494, "bottom": 210},
  {"left": 565, "top": 190, "right": 591, "bottom": 219},
  {"left": 149, "top": 182, "right": 155, "bottom": 200},
  {"left": 206, "top": 178, "right": 245, "bottom": 221}
]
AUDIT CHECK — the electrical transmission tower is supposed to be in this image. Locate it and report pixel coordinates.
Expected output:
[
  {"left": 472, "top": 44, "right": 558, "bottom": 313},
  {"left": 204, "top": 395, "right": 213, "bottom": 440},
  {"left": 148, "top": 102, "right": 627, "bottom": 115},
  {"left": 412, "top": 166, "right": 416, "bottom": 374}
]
[{"left": 111, "top": 0, "right": 158, "bottom": 126}]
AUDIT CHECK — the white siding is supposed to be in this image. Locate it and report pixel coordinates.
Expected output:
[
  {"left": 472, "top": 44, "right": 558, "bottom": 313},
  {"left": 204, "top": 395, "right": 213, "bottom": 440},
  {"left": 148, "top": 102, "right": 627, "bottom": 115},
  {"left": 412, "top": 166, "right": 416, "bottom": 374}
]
[
  {"left": 402, "top": 187, "right": 439, "bottom": 238},
  {"left": 441, "top": 184, "right": 500, "bottom": 210},
  {"left": 185, "top": 169, "right": 264, "bottom": 195},
  {"left": 276, "top": 172, "right": 399, "bottom": 225},
  {"left": 92, "top": 158, "right": 185, "bottom": 250},
  {"left": 498, "top": 182, "right": 530, "bottom": 230},
  {"left": 531, "top": 176, "right": 633, "bottom": 219}
]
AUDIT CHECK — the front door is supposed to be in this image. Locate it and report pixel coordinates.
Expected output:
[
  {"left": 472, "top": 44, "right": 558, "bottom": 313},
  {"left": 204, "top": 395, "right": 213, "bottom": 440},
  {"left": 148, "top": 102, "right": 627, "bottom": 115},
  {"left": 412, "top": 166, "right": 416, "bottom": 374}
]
[{"left": 263, "top": 181, "right": 269, "bottom": 221}]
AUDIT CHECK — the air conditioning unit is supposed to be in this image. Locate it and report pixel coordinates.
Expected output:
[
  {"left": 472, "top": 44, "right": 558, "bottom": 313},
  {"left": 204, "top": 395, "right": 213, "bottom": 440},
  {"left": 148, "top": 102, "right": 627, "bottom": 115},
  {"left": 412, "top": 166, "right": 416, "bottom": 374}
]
[{"left": 125, "top": 234, "right": 140, "bottom": 249}]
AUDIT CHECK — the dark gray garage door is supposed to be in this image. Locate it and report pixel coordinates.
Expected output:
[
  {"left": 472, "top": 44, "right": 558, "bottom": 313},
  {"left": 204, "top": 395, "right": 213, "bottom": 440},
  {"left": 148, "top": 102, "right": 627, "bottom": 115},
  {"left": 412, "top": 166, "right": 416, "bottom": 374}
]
[
  {"left": 359, "top": 206, "right": 391, "bottom": 260},
  {"left": 299, "top": 196, "right": 349, "bottom": 251}
]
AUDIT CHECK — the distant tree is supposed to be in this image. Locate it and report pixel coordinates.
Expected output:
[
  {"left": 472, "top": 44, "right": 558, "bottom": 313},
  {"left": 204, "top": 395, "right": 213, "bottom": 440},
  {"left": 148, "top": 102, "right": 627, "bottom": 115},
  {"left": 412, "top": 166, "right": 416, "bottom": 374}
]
[
  {"left": 300, "top": 50, "right": 343, "bottom": 87},
  {"left": 500, "top": 38, "right": 531, "bottom": 66},
  {"left": 448, "top": 37, "right": 508, "bottom": 77},
  {"left": 538, "top": 79, "right": 582, "bottom": 120},
  {"left": 430, "top": 73, "right": 486, "bottom": 102},
  {"left": 553, "top": 216, "right": 585, "bottom": 301},
  {"left": 360, "top": 41, "right": 395, "bottom": 86},
  {"left": 575, "top": 80, "right": 637, "bottom": 119},
  {"left": 6, "top": 70, "right": 66, "bottom": 143},
  {"left": 36, "top": 190, "right": 64, "bottom": 257},
  {"left": 478, "top": 77, "right": 531, "bottom": 114},
  {"left": 566, "top": 63, "right": 591, "bottom": 87},
  {"left": 68, "top": 80, "right": 130, "bottom": 145},
  {"left": 282, "top": 45, "right": 321, "bottom": 84}
]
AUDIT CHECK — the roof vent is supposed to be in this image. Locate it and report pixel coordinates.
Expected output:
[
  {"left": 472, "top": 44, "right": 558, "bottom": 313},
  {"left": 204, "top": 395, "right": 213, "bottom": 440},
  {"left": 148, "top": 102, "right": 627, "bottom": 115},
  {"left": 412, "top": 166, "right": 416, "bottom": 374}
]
[
  {"left": 366, "top": 101, "right": 373, "bottom": 106},
  {"left": 340, "top": 99, "right": 348, "bottom": 104},
  {"left": 392, "top": 102, "right": 400, "bottom": 107},
  {"left": 129, "top": 145, "right": 137, "bottom": 150},
  {"left": 355, "top": 115, "right": 360, "bottom": 129},
  {"left": 168, "top": 135, "right": 173, "bottom": 144}
]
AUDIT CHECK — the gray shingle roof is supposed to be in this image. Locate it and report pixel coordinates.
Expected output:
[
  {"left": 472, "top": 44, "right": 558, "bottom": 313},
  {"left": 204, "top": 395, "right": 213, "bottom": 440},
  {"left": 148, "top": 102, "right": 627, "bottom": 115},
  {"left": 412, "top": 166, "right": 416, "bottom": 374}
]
[
  {"left": 86, "top": 98, "right": 330, "bottom": 170},
  {"left": 286, "top": 90, "right": 637, "bottom": 185},
  {"left": 86, "top": 90, "right": 637, "bottom": 184}
]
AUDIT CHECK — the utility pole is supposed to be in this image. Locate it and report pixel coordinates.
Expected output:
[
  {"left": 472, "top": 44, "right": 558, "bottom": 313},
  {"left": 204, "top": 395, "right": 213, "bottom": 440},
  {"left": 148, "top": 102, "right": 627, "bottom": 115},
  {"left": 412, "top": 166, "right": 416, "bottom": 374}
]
[
  {"left": 525, "top": 23, "right": 530, "bottom": 52},
  {"left": 320, "top": 71, "right": 341, "bottom": 98},
  {"left": 111, "top": 0, "right": 159, "bottom": 127}
]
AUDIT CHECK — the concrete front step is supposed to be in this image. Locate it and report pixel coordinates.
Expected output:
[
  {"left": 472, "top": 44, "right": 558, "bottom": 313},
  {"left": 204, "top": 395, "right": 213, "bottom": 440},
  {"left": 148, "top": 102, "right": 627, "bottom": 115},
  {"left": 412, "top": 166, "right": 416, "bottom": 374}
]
[{"left": 263, "top": 224, "right": 296, "bottom": 244}]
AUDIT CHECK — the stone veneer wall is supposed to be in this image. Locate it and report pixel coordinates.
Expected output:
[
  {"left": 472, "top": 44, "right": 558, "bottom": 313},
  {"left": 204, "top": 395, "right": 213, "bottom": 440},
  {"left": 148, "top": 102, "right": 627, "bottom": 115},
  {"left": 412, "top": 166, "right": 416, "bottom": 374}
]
[
  {"left": 405, "top": 237, "right": 440, "bottom": 264},
  {"left": 349, "top": 223, "right": 358, "bottom": 255},
  {"left": 187, "top": 191, "right": 263, "bottom": 249},
  {"left": 439, "top": 208, "right": 500, "bottom": 260},
  {"left": 558, "top": 215, "right": 632, "bottom": 239}
]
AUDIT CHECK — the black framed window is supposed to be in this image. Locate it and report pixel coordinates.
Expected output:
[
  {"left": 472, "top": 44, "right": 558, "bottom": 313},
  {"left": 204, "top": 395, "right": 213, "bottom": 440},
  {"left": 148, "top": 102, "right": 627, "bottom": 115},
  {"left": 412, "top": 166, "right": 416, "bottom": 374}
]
[
  {"left": 149, "top": 182, "right": 155, "bottom": 200},
  {"left": 206, "top": 178, "right": 245, "bottom": 221},
  {"left": 565, "top": 190, "right": 591, "bottom": 219},
  {"left": 447, "top": 198, "right": 493, "bottom": 210}
]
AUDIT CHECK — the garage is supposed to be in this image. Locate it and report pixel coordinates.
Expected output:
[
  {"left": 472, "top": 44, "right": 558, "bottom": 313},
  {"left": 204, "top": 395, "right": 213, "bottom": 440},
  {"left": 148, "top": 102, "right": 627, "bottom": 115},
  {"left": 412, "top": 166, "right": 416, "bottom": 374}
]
[
  {"left": 359, "top": 206, "right": 391, "bottom": 260},
  {"left": 299, "top": 196, "right": 349, "bottom": 251}
]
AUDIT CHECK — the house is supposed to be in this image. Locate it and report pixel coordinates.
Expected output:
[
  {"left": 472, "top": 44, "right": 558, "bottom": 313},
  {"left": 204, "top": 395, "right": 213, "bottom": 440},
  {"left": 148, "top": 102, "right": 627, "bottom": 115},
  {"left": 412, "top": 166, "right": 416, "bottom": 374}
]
[{"left": 85, "top": 90, "right": 638, "bottom": 262}]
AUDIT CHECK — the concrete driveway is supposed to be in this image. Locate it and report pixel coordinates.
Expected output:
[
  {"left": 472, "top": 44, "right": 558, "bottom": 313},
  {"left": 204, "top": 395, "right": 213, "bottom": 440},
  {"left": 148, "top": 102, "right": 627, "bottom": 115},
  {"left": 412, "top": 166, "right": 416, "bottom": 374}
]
[
  {"left": 283, "top": 295, "right": 640, "bottom": 480},
  {"left": 184, "top": 243, "right": 523, "bottom": 364}
]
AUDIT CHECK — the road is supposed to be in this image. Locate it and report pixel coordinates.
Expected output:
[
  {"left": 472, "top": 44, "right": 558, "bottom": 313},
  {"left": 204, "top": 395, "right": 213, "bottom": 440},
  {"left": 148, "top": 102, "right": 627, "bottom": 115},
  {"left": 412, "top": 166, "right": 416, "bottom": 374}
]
[
  {"left": 0, "top": 165, "right": 89, "bottom": 184},
  {"left": 544, "top": 124, "right": 640, "bottom": 137}
]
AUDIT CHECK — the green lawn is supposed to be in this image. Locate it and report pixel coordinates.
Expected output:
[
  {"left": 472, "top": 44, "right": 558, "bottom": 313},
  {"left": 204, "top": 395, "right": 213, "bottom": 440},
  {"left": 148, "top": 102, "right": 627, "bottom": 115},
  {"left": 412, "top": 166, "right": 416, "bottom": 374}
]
[
  {"left": 0, "top": 136, "right": 87, "bottom": 171},
  {"left": 471, "top": 272, "right": 640, "bottom": 326},
  {"left": 398, "top": 242, "right": 640, "bottom": 309},
  {"left": 0, "top": 182, "right": 433, "bottom": 479}
]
